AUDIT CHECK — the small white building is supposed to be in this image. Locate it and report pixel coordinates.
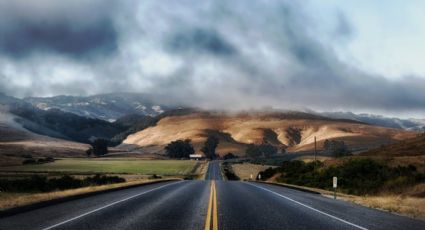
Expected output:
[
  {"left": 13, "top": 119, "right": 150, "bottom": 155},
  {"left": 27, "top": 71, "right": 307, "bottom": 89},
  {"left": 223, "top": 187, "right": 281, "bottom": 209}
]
[{"left": 189, "top": 154, "right": 204, "bottom": 160}]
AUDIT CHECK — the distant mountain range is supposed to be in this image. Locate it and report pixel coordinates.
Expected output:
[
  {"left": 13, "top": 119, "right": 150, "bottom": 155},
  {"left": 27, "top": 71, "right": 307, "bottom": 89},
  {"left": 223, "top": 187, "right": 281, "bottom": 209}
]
[
  {"left": 0, "top": 92, "right": 191, "bottom": 145},
  {"left": 0, "top": 92, "right": 424, "bottom": 148},
  {"left": 24, "top": 93, "right": 175, "bottom": 121},
  {"left": 318, "top": 111, "right": 425, "bottom": 131}
]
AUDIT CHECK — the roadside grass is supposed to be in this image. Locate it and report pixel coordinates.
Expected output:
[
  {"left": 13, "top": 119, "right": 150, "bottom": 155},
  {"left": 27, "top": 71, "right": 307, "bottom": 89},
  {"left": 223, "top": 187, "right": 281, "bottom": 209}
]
[
  {"left": 348, "top": 194, "right": 425, "bottom": 219},
  {"left": 0, "top": 157, "right": 201, "bottom": 211},
  {"left": 0, "top": 158, "right": 199, "bottom": 176},
  {"left": 257, "top": 180, "right": 425, "bottom": 219},
  {"left": 0, "top": 178, "right": 176, "bottom": 211}
]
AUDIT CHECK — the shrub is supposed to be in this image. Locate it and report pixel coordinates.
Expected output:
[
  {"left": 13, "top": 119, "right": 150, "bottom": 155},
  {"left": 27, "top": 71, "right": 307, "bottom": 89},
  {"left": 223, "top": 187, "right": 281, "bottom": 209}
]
[
  {"left": 257, "top": 167, "right": 277, "bottom": 181},
  {"left": 22, "top": 159, "right": 37, "bottom": 165},
  {"left": 222, "top": 162, "right": 240, "bottom": 180},
  {"left": 223, "top": 153, "right": 238, "bottom": 160},
  {"left": 0, "top": 175, "right": 126, "bottom": 193},
  {"left": 267, "top": 158, "right": 425, "bottom": 195}
]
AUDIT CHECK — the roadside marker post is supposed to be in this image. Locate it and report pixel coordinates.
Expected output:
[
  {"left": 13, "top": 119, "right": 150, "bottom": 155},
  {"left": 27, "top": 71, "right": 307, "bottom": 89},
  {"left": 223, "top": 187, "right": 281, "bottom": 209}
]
[{"left": 333, "top": 177, "right": 337, "bottom": 199}]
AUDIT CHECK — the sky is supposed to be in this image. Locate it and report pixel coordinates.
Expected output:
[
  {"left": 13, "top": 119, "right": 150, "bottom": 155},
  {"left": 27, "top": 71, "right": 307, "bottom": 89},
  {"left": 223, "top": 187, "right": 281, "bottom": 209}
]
[{"left": 0, "top": 0, "right": 424, "bottom": 118}]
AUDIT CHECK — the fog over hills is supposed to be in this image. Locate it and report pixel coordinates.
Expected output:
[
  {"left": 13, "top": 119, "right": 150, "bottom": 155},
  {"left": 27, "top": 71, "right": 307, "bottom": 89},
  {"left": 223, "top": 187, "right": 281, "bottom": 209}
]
[{"left": 0, "top": 92, "right": 423, "bottom": 153}]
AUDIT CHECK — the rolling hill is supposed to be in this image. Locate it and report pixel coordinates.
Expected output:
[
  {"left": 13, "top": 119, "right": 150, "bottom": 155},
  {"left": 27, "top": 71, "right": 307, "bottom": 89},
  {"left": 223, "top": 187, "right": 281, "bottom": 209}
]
[
  {"left": 0, "top": 109, "right": 89, "bottom": 166},
  {"left": 123, "top": 111, "right": 417, "bottom": 156},
  {"left": 361, "top": 134, "right": 425, "bottom": 157}
]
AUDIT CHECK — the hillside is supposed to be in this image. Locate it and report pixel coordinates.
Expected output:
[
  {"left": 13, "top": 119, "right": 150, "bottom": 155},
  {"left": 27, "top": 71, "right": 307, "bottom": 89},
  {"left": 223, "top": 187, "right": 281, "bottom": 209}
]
[
  {"left": 123, "top": 112, "right": 416, "bottom": 156},
  {"left": 0, "top": 110, "right": 88, "bottom": 166},
  {"left": 361, "top": 134, "right": 425, "bottom": 157},
  {"left": 10, "top": 106, "right": 126, "bottom": 143}
]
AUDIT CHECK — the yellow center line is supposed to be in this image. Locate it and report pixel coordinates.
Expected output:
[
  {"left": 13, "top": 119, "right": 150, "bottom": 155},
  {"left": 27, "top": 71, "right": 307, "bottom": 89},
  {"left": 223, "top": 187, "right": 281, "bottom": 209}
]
[
  {"left": 204, "top": 181, "right": 213, "bottom": 230},
  {"left": 204, "top": 180, "right": 219, "bottom": 230},
  {"left": 212, "top": 180, "right": 218, "bottom": 230}
]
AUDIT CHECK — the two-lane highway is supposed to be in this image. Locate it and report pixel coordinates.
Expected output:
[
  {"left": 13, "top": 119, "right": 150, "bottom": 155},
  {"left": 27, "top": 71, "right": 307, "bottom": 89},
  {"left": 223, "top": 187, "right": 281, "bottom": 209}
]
[
  {"left": 1, "top": 161, "right": 424, "bottom": 230},
  {"left": 205, "top": 161, "right": 222, "bottom": 181}
]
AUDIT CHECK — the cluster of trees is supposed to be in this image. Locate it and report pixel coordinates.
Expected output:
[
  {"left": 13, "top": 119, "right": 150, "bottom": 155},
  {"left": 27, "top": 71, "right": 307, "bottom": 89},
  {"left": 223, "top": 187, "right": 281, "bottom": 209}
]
[
  {"left": 323, "top": 139, "right": 350, "bottom": 157},
  {"left": 165, "top": 139, "right": 195, "bottom": 158},
  {"left": 245, "top": 143, "right": 277, "bottom": 158},
  {"left": 164, "top": 136, "right": 220, "bottom": 160},
  {"left": 223, "top": 152, "right": 238, "bottom": 160},
  {"left": 86, "top": 138, "right": 109, "bottom": 157},
  {"left": 201, "top": 136, "right": 219, "bottom": 159}
]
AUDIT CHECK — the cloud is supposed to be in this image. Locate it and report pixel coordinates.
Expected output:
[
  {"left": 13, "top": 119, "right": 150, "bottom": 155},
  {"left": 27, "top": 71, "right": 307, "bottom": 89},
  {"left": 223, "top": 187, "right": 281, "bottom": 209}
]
[
  {"left": 0, "top": 0, "right": 118, "bottom": 59},
  {"left": 167, "top": 28, "right": 237, "bottom": 56},
  {"left": 0, "top": 0, "right": 424, "bottom": 117}
]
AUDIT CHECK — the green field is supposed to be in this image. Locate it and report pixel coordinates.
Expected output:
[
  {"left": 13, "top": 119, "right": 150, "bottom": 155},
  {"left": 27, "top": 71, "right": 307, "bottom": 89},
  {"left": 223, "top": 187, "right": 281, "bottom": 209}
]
[{"left": 0, "top": 158, "right": 199, "bottom": 175}]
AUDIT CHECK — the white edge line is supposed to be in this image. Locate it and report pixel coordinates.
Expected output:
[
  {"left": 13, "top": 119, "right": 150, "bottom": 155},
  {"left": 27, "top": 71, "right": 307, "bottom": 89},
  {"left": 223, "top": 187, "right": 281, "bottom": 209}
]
[
  {"left": 245, "top": 182, "right": 368, "bottom": 230},
  {"left": 42, "top": 181, "right": 184, "bottom": 230}
]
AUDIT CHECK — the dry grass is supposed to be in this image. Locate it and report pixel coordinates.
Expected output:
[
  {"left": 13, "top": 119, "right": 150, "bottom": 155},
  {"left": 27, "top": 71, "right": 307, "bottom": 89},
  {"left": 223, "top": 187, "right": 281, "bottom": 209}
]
[
  {"left": 123, "top": 112, "right": 415, "bottom": 156},
  {"left": 0, "top": 179, "right": 177, "bottom": 211},
  {"left": 348, "top": 195, "right": 425, "bottom": 219},
  {"left": 361, "top": 134, "right": 425, "bottom": 157},
  {"left": 196, "top": 161, "right": 209, "bottom": 180},
  {"left": 231, "top": 163, "right": 276, "bottom": 180},
  {"left": 0, "top": 158, "right": 199, "bottom": 175},
  {"left": 261, "top": 181, "right": 425, "bottom": 219}
]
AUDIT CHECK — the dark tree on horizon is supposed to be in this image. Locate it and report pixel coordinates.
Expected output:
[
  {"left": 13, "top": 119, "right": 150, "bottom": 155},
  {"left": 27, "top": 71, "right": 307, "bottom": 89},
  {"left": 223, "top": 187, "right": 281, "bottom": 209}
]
[
  {"left": 165, "top": 139, "right": 194, "bottom": 158},
  {"left": 88, "top": 138, "right": 109, "bottom": 156},
  {"left": 201, "top": 136, "right": 219, "bottom": 159}
]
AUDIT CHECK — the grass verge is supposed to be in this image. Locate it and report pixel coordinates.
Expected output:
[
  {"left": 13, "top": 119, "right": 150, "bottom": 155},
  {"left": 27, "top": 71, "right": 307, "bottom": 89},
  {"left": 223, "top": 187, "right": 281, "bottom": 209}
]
[
  {"left": 257, "top": 181, "right": 425, "bottom": 219},
  {"left": 0, "top": 158, "right": 198, "bottom": 175},
  {"left": 0, "top": 178, "right": 178, "bottom": 211}
]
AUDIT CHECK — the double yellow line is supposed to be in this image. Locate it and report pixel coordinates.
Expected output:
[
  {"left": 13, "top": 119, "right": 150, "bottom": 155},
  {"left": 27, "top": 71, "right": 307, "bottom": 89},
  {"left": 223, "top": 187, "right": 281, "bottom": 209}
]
[{"left": 204, "top": 180, "right": 218, "bottom": 230}]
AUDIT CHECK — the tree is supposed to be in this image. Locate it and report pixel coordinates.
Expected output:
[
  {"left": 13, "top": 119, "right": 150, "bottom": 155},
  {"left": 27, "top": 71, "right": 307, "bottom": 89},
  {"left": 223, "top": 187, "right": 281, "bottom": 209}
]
[
  {"left": 89, "top": 138, "right": 109, "bottom": 156},
  {"left": 246, "top": 144, "right": 262, "bottom": 158},
  {"left": 245, "top": 143, "right": 277, "bottom": 158},
  {"left": 201, "top": 136, "right": 219, "bottom": 159},
  {"left": 223, "top": 152, "right": 238, "bottom": 160},
  {"left": 165, "top": 139, "right": 194, "bottom": 158},
  {"left": 86, "top": 148, "right": 92, "bottom": 157},
  {"left": 323, "top": 139, "right": 350, "bottom": 157},
  {"left": 258, "top": 143, "right": 277, "bottom": 157}
]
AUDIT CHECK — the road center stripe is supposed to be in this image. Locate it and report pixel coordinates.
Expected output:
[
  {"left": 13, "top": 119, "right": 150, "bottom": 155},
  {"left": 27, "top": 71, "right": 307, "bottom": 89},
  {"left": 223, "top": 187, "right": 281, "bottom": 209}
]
[
  {"left": 212, "top": 181, "right": 218, "bottom": 230},
  {"left": 204, "top": 181, "right": 213, "bottom": 230},
  {"left": 42, "top": 180, "right": 184, "bottom": 230},
  {"left": 204, "top": 180, "right": 219, "bottom": 230},
  {"left": 245, "top": 182, "right": 368, "bottom": 230}
]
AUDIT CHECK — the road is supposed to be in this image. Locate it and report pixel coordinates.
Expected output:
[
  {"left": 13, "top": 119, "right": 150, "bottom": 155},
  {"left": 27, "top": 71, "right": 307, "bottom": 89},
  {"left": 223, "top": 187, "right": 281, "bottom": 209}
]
[
  {"left": 205, "top": 160, "right": 222, "bottom": 180},
  {"left": 1, "top": 162, "right": 424, "bottom": 230}
]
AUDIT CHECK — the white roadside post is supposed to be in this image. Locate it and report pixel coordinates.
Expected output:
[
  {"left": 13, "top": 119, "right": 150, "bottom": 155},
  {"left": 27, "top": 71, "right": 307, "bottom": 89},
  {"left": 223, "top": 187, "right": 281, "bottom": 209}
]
[
  {"left": 333, "top": 177, "right": 337, "bottom": 199},
  {"left": 250, "top": 174, "right": 253, "bottom": 180}
]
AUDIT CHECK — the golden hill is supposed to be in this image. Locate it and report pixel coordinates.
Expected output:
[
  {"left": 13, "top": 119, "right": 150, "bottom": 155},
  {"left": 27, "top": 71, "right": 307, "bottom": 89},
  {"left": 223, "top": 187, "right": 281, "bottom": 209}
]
[
  {"left": 361, "top": 134, "right": 425, "bottom": 157},
  {"left": 123, "top": 112, "right": 416, "bottom": 156}
]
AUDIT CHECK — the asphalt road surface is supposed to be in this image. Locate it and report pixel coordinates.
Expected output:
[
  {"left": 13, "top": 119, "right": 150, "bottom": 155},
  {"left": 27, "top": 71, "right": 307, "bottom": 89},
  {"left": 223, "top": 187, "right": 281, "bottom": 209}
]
[
  {"left": 1, "top": 162, "right": 424, "bottom": 230},
  {"left": 205, "top": 160, "right": 222, "bottom": 180}
]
